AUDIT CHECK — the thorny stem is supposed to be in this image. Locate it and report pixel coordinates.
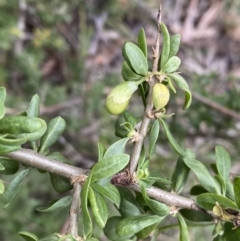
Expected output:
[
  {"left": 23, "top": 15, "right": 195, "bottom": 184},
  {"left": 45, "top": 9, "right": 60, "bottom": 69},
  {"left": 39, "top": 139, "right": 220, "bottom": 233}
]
[
  {"left": 67, "top": 183, "right": 81, "bottom": 238},
  {"left": 129, "top": 5, "right": 162, "bottom": 174},
  {"left": 4, "top": 148, "right": 88, "bottom": 182},
  {"left": 4, "top": 147, "right": 216, "bottom": 215}
]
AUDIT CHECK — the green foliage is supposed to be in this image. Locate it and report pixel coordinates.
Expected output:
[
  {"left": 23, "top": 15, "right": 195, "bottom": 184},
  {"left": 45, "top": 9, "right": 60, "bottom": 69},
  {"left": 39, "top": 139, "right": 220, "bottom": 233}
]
[{"left": 0, "top": 15, "right": 239, "bottom": 241}]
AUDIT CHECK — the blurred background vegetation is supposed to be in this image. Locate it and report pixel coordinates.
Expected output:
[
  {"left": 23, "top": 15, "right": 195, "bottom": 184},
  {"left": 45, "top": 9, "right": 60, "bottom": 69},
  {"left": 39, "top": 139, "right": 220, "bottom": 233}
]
[{"left": 0, "top": 0, "right": 240, "bottom": 240}]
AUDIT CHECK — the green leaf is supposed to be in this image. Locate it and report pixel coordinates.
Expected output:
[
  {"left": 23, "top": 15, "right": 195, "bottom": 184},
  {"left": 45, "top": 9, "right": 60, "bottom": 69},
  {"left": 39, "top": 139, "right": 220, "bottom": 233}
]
[
  {"left": 212, "top": 222, "right": 224, "bottom": 238},
  {"left": 47, "top": 152, "right": 70, "bottom": 180},
  {"left": 19, "top": 231, "right": 39, "bottom": 241},
  {"left": 190, "top": 185, "right": 208, "bottom": 195},
  {"left": 121, "top": 61, "right": 142, "bottom": 82},
  {"left": 0, "top": 143, "right": 21, "bottom": 154},
  {"left": 124, "top": 110, "right": 138, "bottom": 127},
  {"left": 0, "top": 87, "right": 6, "bottom": 120},
  {"left": 122, "top": 42, "right": 148, "bottom": 76},
  {"left": 0, "top": 168, "right": 30, "bottom": 208},
  {"left": 0, "top": 157, "right": 19, "bottom": 175},
  {"left": 104, "top": 137, "right": 129, "bottom": 158},
  {"left": 91, "top": 154, "right": 129, "bottom": 182},
  {"left": 159, "top": 118, "right": 186, "bottom": 156},
  {"left": 118, "top": 187, "right": 142, "bottom": 217},
  {"left": 50, "top": 173, "right": 72, "bottom": 193},
  {"left": 159, "top": 23, "right": 170, "bottom": 69},
  {"left": 0, "top": 116, "right": 47, "bottom": 145},
  {"left": 104, "top": 216, "right": 133, "bottom": 241},
  {"left": 36, "top": 195, "right": 72, "bottom": 212},
  {"left": 0, "top": 87, "right": 6, "bottom": 103},
  {"left": 81, "top": 174, "right": 93, "bottom": 239},
  {"left": 177, "top": 213, "right": 190, "bottom": 241},
  {"left": 162, "top": 56, "right": 181, "bottom": 73},
  {"left": 137, "top": 147, "right": 146, "bottom": 171},
  {"left": 0, "top": 179, "right": 5, "bottom": 194},
  {"left": 39, "top": 233, "right": 60, "bottom": 241},
  {"left": 169, "top": 34, "right": 181, "bottom": 58},
  {"left": 138, "top": 27, "right": 147, "bottom": 58},
  {"left": 91, "top": 182, "right": 120, "bottom": 208},
  {"left": 234, "top": 177, "right": 240, "bottom": 208},
  {"left": 27, "top": 94, "right": 40, "bottom": 150},
  {"left": 196, "top": 193, "right": 238, "bottom": 210},
  {"left": 115, "top": 113, "right": 128, "bottom": 138},
  {"left": 171, "top": 156, "right": 190, "bottom": 193},
  {"left": 116, "top": 214, "right": 161, "bottom": 237},
  {"left": 0, "top": 100, "right": 5, "bottom": 119},
  {"left": 215, "top": 146, "right": 231, "bottom": 192},
  {"left": 179, "top": 209, "right": 212, "bottom": 223},
  {"left": 39, "top": 116, "right": 66, "bottom": 154},
  {"left": 225, "top": 222, "right": 240, "bottom": 240},
  {"left": 88, "top": 187, "right": 108, "bottom": 228},
  {"left": 97, "top": 142, "right": 106, "bottom": 162},
  {"left": 215, "top": 174, "right": 226, "bottom": 196},
  {"left": 226, "top": 178, "right": 235, "bottom": 201},
  {"left": 183, "top": 157, "right": 220, "bottom": 194},
  {"left": 149, "top": 120, "right": 160, "bottom": 159},
  {"left": 140, "top": 184, "right": 170, "bottom": 216},
  {"left": 27, "top": 94, "right": 40, "bottom": 118},
  {"left": 137, "top": 221, "right": 162, "bottom": 239},
  {"left": 167, "top": 73, "right": 192, "bottom": 109}
]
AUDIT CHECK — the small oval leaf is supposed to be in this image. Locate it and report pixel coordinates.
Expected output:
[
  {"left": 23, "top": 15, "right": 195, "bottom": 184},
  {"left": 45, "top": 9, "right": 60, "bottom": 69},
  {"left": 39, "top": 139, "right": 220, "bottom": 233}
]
[
  {"left": 81, "top": 174, "right": 93, "bottom": 239},
  {"left": 19, "top": 231, "right": 39, "bottom": 241},
  {"left": 0, "top": 157, "right": 19, "bottom": 175},
  {"left": 140, "top": 184, "right": 170, "bottom": 216},
  {"left": 215, "top": 145, "right": 231, "bottom": 190},
  {"left": 116, "top": 214, "right": 161, "bottom": 237},
  {"left": 234, "top": 177, "right": 240, "bottom": 209},
  {"left": 0, "top": 168, "right": 30, "bottom": 208},
  {"left": 88, "top": 187, "right": 108, "bottom": 228},
  {"left": 159, "top": 23, "right": 170, "bottom": 69},
  {"left": 91, "top": 183, "right": 120, "bottom": 208},
  {"left": 177, "top": 213, "right": 190, "bottom": 241},
  {"left": 104, "top": 137, "right": 129, "bottom": 158},
  {"left": 138, "top": 28, "right": 147, "bottom": 58},
  {"left": 169, "top": 34, "right": 181, "bottom": 58},
  {"left": 149, "top": 120, "right": 160, "bottom": 159},
  {"left": 27, "top": 94, "right": 40, "bottom": 118},
  {"left": 123, "top": 42, "right": 148, "bottom": 76},
  {"left": 39, "top": 117, "right": 66, "bottom": 154},
  {"left": 167, "top": 73, "right": 192, "bottom": 109},
  {"left": 162, "top": 56, "right": 181, "bottom": 73},
  {"left": 104, "top": 216, "right": 133, "bottom": 241},
  {"left": 159, "top": 118, "right": 186, "bottom": 157},
  {"left": 183, "top": 157, "right": 220, "bottom": 194},
  {"left": 122, "top": 61, "right": 143, "bottom": 82},
  {"left": 36, "top": 195, "right": 72, "bottom": 212},
  {"left": 196, "top": 193, "right": 238, "bottom": 210},
  {"left": 171, "top": 156, "right": 190, "bottom": 194},
  {"left": 0, "top": 179, "right": 5, "bottom": 195},
  {"left": 91, "top": 154, "right": 129, "bottom": 182}
]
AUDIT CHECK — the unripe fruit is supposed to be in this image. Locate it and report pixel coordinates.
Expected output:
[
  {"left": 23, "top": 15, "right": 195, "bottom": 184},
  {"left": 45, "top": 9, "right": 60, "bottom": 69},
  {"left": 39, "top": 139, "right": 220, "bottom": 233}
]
[
  {"left": 106, "top": 81, "right": 139, "bottom": 115},
  {"left": 152, "top": 83, "right": 170, "bottom": 110}
]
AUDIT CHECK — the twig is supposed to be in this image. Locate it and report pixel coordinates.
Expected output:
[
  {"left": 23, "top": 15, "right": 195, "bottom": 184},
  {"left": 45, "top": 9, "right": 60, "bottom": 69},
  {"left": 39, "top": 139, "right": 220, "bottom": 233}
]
[
  {"left": 130, "top": 184, "right": 200, "bottom": 211},
  {"left": 192, "top": 92, "right": 240, "bottom": 121},
  {"left": 3, "top": 148, "right": 222, "bottom": 215},
  {"left": 129, "top": 5, "right": 162, "bottom": 174},
  {"left": 67, "top": 183, "right": 81, "bottom": 238},
  {"left": 4, "top": 148, "right": 88, "bottom": 181}
]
